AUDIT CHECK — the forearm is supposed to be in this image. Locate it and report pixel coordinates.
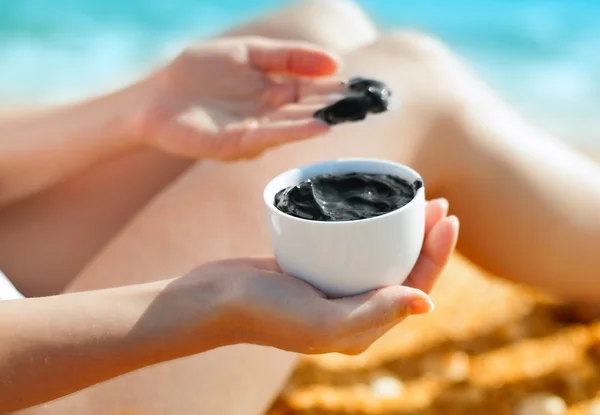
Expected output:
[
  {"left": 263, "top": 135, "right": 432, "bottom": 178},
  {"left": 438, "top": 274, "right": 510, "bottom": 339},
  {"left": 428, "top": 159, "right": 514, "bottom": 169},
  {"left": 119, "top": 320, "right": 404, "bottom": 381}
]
[
  {"left": 0, "top": 279, "right": 219, "bottom": 412},
  {"left": 0, "top": 84, "right": 147, "bottom": 205}
]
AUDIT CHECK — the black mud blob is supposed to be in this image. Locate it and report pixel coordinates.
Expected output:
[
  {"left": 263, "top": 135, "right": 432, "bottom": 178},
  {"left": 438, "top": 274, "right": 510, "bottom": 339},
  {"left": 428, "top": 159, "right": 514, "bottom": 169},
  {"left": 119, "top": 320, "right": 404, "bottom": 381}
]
[
  {"left": 313, "top": 77, "right": 392, "bottom": 126},
  {"left": 347, "top": 77, "right": 392, "bottom": 100},
  {"left": 413, "top": 179, "right": 424, "bottom": 191},
  {"left": 314, "top": 89, "right": 389, "bottom": 125},
  {"left": 274, "top": 173, "right": 416, "bottom": 222}
]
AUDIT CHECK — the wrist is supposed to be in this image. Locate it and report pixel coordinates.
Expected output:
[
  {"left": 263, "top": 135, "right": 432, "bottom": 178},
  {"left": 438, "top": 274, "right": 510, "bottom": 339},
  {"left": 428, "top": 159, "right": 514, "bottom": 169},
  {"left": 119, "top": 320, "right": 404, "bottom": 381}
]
[
  {"left": 83, "top": 282, "right": 186, "bottom": 369},
  {"left": 130, "top": 276, "right": 237, "bottom": 360},
  {"left": 122, "top": 69, "right": 174, "bottom": 148},
  {"left": 101, "top": 79, "right": 161, "bottom": 151}
]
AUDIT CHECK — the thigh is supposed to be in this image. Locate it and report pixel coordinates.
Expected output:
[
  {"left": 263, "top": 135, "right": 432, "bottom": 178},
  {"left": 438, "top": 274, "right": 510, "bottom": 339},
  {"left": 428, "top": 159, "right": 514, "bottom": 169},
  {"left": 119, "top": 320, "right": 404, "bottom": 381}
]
[{"left": 0, "top": 149, "right": 191, "bottom": 297}]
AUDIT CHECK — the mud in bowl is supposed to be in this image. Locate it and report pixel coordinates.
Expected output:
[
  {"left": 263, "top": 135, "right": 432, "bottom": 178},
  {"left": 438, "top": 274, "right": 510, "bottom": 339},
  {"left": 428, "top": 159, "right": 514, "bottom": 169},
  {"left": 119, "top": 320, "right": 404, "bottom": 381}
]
[{"left": 263, "top": 158, "right": 426, "bottom": 298}]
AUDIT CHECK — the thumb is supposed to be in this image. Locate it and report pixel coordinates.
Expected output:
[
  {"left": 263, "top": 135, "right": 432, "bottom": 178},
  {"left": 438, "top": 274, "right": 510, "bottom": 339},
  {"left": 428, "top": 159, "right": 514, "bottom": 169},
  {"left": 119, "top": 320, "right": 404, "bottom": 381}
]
[
  {"left": 332, "top": 286, "right": 434, "bottom": 334},
  {"left": 246, "top": 38, "right": 341, "bottom": 77}
]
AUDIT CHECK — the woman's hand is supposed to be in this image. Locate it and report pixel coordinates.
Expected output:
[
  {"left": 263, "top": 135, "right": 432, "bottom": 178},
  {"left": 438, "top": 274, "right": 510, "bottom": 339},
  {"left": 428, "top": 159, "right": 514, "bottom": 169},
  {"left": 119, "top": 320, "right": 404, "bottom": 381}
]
[
  {"left": 132, "top": 36, "right": 344, "bottom": 161},
  {"left": 169, "top": 199, "right": 458, "bottom": 356}
]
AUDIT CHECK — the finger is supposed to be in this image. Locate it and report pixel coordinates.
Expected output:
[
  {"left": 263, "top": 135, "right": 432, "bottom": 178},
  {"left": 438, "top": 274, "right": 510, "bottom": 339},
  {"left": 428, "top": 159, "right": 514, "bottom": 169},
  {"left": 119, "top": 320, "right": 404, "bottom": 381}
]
[
  {"left": 299, "top": 78, "right": 347, "bottom": 99},
  {"left": 261, "top": 77, "right": 345, "bottom": 109},
  {"left": 331, "top": 285, "right": 434, "bottom": 334},
  {"left": 246, "top": 258, "right": 283, "bottom": 273},
  {"left": 219, "top": 257, "right": 283, "bottom": 273},
  {"left": 230, "top": 118, "right": 331, "bottom": 156},
  {"left": 335, "top": 320, "right": 401, "bottom": 356},
  {"left": 300, "top": 93, "right": 346, "bottom": 105},
  {"left": 425, "top": 198, "right": 449, "bottom": 236},
  {"left": 265, "top": 103, "right": 333, "bottom": 122},
  {"left": 247, "top": 38, "right": 341, "bottom": 77},
  {"left": 403, "top": 215, "right": 460, "bottom": 294}
]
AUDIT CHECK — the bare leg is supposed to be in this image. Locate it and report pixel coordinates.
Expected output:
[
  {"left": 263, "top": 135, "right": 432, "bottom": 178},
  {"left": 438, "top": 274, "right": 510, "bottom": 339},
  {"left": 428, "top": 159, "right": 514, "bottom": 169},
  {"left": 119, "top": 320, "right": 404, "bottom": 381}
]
[
  {"left": 0, "top": 0, "right": 376, "bottom": 298},
  {"left": 0, "top": 150, "right": 190, "bottom": 297},
  {"left": 387, "top": 34, "right": 600, "bottom": 307}
]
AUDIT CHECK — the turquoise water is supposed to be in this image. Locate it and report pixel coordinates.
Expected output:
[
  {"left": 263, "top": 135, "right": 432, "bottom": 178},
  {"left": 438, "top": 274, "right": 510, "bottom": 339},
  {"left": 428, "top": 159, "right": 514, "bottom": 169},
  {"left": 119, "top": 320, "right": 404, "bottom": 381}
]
[{"left": 1, "top": 0, "right": 599, "bottom": 144}]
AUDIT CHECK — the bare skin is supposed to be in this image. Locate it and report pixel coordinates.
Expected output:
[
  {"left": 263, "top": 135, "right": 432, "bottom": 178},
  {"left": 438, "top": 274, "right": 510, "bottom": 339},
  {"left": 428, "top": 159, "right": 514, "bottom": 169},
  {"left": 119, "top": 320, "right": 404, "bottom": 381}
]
[{"left": 3, "top": 0, "right": 600, "bottom": 413}]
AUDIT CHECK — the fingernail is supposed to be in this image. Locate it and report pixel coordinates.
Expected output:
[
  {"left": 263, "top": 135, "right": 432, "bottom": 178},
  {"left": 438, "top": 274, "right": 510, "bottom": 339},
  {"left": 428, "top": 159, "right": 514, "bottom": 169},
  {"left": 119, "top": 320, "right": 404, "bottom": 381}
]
[
  {"left": 436, "top": 198, "right": 449, "bottom": 214},
  {"left": 409, "top": 298, "right": 435, "bottom": 315},
  {"left": 447, "top": 215, "right": 460, "bottom": 229}
]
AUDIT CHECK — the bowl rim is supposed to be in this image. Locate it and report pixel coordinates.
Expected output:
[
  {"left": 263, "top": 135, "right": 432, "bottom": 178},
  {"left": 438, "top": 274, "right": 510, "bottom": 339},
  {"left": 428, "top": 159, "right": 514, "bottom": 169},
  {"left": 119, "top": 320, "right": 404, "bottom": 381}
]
[{"left": 263, "top": 157, "right": 425, "bottom": 225}]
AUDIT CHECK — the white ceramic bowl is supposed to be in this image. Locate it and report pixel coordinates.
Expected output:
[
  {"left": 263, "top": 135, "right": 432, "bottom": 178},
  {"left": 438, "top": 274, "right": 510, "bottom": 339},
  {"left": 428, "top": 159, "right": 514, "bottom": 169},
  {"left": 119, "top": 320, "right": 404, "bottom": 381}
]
[{"left": 263, "top": 158, "right": 426, "bottom": 298}]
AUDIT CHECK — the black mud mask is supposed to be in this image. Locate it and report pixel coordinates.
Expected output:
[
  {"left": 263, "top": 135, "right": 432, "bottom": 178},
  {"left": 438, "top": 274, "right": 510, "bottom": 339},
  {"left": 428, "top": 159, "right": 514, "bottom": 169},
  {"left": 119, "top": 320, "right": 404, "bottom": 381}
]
[
  {"left": 274, "top": 173, "right": 420, "bottom": 222},
  {"left": 313, "top": 77, "right": 392, "bottom": 126}
]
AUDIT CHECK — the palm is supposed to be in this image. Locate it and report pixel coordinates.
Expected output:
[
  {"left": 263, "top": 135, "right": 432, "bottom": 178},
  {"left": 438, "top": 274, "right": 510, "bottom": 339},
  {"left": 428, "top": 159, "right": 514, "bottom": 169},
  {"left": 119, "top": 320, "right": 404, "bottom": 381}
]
[{"left": 140, "top": 37, "right": 343, "bottom": 160}]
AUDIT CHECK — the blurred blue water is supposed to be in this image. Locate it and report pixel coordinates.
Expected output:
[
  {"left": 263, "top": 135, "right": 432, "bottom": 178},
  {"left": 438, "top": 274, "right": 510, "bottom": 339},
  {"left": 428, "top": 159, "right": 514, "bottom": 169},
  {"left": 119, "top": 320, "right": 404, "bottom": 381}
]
[{"left": 1, "top": 0, "right": 599, "bottom": 144}]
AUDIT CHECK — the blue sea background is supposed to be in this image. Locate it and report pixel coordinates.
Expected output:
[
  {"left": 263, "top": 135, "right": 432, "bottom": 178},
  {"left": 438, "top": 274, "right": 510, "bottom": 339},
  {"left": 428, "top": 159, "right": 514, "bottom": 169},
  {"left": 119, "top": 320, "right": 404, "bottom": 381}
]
[{"left": 1, "top": 0, "right": 598, "bottom": 146}]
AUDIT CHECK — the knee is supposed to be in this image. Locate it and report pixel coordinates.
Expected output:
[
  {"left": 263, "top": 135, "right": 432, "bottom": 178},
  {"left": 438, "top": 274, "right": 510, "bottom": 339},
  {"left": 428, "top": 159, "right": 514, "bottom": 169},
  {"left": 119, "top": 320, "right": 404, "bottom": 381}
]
[
  {"left": 292, "top": 0, "right": 372, "bottom": 24},
  {"left": 227, "top": 0, "right": 379, "bottom": 54},
  {"left": 373, "top": 30, "right": 452, "bottom": 60},
  {"left": 289, "top": 0, "right": 380, "bottom": 53}
]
